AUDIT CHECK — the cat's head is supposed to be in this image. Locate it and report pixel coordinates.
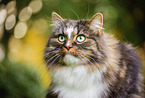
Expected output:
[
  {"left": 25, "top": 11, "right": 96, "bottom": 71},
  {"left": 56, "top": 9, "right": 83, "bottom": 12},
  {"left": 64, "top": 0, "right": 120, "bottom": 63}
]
[{"left": 44, "top": 12, "right": 108, "bottom": 70}]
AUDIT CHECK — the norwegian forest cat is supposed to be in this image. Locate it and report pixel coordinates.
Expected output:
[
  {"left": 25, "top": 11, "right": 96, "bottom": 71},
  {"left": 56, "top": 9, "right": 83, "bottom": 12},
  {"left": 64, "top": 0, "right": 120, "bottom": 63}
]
[{"left": 44, "top": 12, "right": 144, "bottom": 98}]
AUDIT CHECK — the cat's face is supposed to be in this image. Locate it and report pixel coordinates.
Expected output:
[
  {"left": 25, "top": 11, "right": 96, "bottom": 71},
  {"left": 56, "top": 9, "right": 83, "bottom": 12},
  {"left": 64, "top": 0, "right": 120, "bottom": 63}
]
[{"left": 44, "top": 12, "right": 107, "bottom": 70}]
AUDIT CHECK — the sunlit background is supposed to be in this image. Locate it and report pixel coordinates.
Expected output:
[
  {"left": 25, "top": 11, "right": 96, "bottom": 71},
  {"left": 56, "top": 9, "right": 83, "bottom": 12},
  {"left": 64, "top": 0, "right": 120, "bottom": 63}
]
[{"left": 0, "top": 0, "right": 145, "bottom": 97}]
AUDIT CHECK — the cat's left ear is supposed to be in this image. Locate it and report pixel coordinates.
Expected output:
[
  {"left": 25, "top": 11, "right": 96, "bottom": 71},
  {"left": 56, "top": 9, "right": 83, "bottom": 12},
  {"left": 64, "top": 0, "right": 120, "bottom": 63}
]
[
  {"left": 87, "top": 13, "right": 104, "bottom": 31},
  {"left": 52, "top": 12, "right": 64, "bottom": 24}
]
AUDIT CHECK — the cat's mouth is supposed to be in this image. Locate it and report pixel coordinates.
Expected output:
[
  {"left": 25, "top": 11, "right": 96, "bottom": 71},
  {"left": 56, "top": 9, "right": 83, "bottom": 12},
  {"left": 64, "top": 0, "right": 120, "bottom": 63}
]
[
  {"left": 61, "top": 46, "right": 87, "bottom": 67},
  {"left": 63, "top": 54, "right": 81, "bottom": 67}
]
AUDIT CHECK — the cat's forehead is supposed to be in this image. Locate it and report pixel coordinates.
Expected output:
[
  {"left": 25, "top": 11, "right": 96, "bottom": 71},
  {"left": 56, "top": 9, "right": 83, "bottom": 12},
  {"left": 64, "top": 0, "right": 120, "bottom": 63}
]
[
  {"left": 64, "top": 20, "right": 78, "bottom": 30},
  {"left": 63, "top": 20, "right": 77, "bottom": 38},
  {"left": 65, "top": 20, "right": 78, "bottom": 26},
  {"left": 53, "top": 19, "right": 88, "bottom": 37}
]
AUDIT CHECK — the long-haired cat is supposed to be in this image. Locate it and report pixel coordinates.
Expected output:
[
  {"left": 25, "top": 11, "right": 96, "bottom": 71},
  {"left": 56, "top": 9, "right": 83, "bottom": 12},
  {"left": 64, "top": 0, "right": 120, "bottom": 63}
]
[{"left": 44, "top": 12, "right": 144, "bottom": 98}]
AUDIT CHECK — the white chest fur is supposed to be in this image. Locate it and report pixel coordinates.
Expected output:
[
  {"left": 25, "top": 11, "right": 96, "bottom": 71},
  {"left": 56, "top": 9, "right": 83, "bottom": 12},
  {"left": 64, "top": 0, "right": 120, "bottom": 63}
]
[{"left": 51, "top": 66, "right": 108, "bottom": 98}]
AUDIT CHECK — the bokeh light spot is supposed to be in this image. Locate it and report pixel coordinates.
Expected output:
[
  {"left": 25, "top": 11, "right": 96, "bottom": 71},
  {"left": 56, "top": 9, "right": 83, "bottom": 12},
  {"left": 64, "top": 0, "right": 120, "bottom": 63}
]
[
  {"left": 29, "top": 0, "right": 42, "bottom": 14},
  {"left": 0, "top": 8, "right": 7, "bottom": 25},
  {"left": 6, "top": 1, "right": 16, "bottom": 15},
  {"left": 5, "top": 14, "right": 16, "bottom": 30},
  {"left": 19, "top": 7, "right": 32, "bottom": 21},
  {"left": 14, "top": 22, "right": 27, "bottom": 38}
]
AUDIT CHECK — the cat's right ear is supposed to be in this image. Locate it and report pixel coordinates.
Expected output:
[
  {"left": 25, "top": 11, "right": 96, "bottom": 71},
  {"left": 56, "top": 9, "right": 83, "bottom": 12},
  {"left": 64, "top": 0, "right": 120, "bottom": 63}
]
[
  {"left": 52, "top": 12, "right": 64, "bottom": 24},
  {"left": 87, "top": 13, "right": 104, "bottom": 35}
]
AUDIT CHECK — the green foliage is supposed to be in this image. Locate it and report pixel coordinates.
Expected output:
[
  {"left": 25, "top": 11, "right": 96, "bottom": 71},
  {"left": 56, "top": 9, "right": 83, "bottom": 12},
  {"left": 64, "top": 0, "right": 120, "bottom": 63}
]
[{"left": 0, "top": 62, "right": 47, "bottom": 98}]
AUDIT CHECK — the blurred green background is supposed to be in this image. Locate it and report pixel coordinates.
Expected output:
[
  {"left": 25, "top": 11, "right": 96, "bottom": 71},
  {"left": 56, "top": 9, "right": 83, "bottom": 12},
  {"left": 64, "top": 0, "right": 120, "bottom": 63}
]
[{"left": 0, "top": 0, "right": 145, "bottom": 97}]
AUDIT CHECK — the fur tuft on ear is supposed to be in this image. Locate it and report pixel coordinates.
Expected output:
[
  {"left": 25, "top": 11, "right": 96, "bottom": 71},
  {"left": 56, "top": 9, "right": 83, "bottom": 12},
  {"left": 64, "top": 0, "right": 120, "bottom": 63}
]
[
  {"left": 52, "top": 12, "right": 64, "bottom": 24},
  {"left": 87, "top": 13, "right": 104, "bottom": 30}
]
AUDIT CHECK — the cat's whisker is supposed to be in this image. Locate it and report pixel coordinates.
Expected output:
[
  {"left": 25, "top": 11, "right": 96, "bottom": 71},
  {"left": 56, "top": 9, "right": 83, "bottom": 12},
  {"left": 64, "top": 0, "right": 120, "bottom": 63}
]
[
  {"left": 77, "top": 54, "right": 93, "bottom": 71},
  {"left": 83, "top": 51, "right": 103, "bottom": 58},
  {"left": 77, "top": 51, "right": 101, "bottom": 70},
  {"left": 40, "top": 54, "right": 60, "bottom": 82},
  {"left": 47, "top": 54, "right": 60, "bottom": 70},
  {"left": 79, "top": 54, "right": 93, "bottom": 72},
  {"left": 77, "top": 50, "right": 102, "bottom": 60},
  {"left": 82, "top": 52, "right": 104, "bottom": 62},
  {"left": 38, "top": 63, "right": 48, "bottom": 83},
  {"left": 69, "top": 9, "right": 80, "bottom": 20},
  {"left": 85, "top": 57, "right": 98, "bottom": 71},
  {"left": 40, "top": 54, "right": 55, "bottom": 70},
  {"left": 103, "top": 60, "right": 113, "bottom": 74},
  {"left": 87, "top": 56, "right": 101, "bottom": 70},
  {"left": 85, "top": 52, "right": 113, "bottom": 73},
  {"left": 39, "top": 49, "right": 61, "bottom": 69},
  {"left": 77, "top": 55, "right": 87, "bottom": 65},
  {"left": 44, "top": 50, "right": 60, "bottom": 57},
  {"left": 40, "top": 60, "right": 48, "bottom": 70},
  {"left": 85, "top": 3, "right": 90, "bottom": 19},
  {"left": 41, "top": 53, "right": 59, "bottom": 70},
  {"left": 46, "top": 16, "right": 53, "bottom": 21},
  {"left": 44, "top": 52, "right": 56, "bottom": 57},
  {"left": 45, "top": 54, "right": 60, "bottom": 64},
  {"left": 86, "top": 53, "right": 113, "bottom": 74}
]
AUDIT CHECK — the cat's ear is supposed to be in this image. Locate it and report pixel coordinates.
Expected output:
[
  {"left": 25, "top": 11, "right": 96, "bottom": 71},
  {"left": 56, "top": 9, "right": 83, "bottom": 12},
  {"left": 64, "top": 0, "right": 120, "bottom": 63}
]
[
  {"left": 87, "top": 13, "right": 104, "bottom": 32},
  {"left": 52, "top": 12, "right": 64, "bottom": 23}
]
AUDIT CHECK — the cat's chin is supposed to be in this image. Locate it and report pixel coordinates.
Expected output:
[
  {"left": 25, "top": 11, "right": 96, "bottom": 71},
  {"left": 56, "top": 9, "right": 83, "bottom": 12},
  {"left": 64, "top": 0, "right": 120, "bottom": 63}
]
[{"left": 63, "top": 54, "right": 81, "bottom": 67}]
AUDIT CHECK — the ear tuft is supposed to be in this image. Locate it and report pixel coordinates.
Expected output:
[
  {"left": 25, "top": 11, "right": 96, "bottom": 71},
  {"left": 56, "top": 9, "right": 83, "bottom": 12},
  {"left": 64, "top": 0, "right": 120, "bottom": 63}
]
[
  {"left": 52, "top": 12, "right": 64, "bottom": 23},
  {"left": 87, "top": 13, "right": 103, "bottom": 30}
]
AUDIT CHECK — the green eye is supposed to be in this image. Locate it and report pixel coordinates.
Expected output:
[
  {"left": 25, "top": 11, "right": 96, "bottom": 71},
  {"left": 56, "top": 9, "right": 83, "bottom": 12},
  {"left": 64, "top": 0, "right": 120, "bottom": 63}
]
[
  {"left": 76, "top": 35, "right": 86, "bottom": 43},
  {"left": 58, "top": 35, "right": 65, "bottom": 42}
]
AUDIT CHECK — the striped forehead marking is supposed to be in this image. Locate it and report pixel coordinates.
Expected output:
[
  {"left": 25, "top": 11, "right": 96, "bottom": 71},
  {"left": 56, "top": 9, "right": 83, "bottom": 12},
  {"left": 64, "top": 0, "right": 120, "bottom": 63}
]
[{"left": 65, "top": 26, "right": 74, "bottom": 39}]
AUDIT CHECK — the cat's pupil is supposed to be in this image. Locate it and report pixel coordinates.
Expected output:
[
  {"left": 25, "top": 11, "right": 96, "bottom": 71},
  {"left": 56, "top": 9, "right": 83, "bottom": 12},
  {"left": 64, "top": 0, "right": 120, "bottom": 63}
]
[
  {"left": 80, "top": 36, "right": 82, "bottom": 39},
  {"left": 61, "top": 36, "right": 64, "bottom": 40}
]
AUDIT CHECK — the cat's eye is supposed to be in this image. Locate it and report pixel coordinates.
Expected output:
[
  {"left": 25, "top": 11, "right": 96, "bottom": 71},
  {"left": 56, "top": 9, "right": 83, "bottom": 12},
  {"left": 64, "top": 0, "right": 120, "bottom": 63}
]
[
  {"left": 58, "top": 35, "right": 65, "bottom": 42},
  {"left": 76, "top": 35, "right": 86, "bottom": 43}
]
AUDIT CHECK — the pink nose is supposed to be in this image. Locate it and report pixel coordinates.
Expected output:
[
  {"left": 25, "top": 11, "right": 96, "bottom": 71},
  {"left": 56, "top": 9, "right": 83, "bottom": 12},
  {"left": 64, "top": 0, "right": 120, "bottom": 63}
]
[{"left": 65, "top": 40, "right": 73, "bottom": 51}]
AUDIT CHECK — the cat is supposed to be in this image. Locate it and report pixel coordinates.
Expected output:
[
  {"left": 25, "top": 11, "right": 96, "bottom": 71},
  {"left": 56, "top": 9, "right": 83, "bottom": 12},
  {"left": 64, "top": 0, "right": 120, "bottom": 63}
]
[{"left": 44, "top": 12, "right": 144, "bottom": 98}]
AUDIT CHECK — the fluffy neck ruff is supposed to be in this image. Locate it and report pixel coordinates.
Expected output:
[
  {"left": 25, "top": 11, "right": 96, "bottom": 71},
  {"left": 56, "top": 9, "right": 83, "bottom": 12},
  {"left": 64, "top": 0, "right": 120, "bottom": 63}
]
[{"left": 50, "top": 65, "right": 108, "bottom": 98}]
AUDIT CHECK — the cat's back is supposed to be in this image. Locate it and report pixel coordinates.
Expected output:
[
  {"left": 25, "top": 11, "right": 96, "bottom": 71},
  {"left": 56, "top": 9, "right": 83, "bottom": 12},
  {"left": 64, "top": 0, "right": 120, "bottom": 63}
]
[{"left": 108, "top": 41, "right": 144, "bottom": 98}]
